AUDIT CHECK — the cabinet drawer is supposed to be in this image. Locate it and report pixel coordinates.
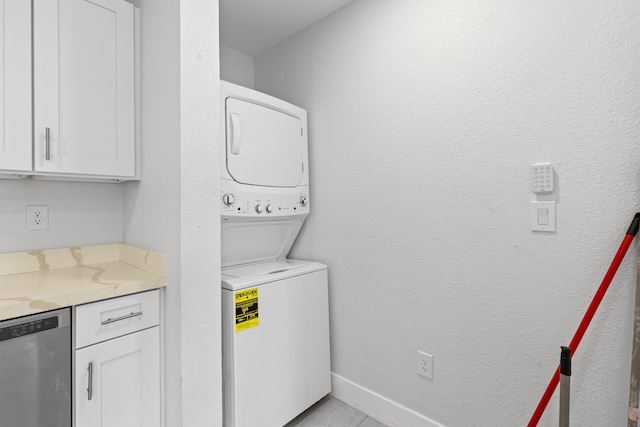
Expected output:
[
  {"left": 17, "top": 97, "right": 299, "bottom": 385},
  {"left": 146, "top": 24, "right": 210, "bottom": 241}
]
[{"left": 75, "top": 290, "right": 159, "bottom": 349}]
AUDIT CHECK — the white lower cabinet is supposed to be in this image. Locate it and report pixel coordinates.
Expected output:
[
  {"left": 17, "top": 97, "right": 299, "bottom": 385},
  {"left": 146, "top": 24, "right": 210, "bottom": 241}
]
[
  {"left": 75, "top": 328, "right": 160, "bottom": 427},
  {"left": 74, "top": 290, "right": 161, "bottom": 427}
]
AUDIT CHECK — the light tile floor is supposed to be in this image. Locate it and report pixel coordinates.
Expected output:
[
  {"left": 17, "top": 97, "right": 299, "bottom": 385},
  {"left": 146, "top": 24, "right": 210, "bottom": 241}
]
[{"left": 285, "top": 396, "right": 387, "bottom": 427}]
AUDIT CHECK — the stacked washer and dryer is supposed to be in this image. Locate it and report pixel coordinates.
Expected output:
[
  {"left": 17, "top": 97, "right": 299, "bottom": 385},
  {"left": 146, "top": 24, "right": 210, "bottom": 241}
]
[{"left": 220, "top": 81, "right": 331, "bottom": 427}]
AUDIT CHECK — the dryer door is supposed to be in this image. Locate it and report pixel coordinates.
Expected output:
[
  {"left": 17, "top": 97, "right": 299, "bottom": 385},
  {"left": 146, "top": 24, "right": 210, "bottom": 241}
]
[{"left": 225, "top": 98, "right": 304, "bottom": 187}]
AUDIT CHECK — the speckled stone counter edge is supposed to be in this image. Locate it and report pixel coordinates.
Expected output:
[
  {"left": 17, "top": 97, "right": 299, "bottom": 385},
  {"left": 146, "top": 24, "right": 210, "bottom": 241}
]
[
  {"left": 0, "top": 243, "right": 165, "bottom": 277},
  {"left": 0, "top": 243, "right": 166, "bottom": 321}
]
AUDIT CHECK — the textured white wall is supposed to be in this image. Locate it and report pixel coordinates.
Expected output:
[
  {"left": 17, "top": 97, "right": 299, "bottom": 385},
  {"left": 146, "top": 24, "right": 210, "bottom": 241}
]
[
  {"left": 0, "top": 180, "right": 122, "bottom": 253},
  {"left": 122, "top": 0, "right": 183, "bottom": 424},
  {"left": 255, "top": 0, "right": 640, "bottom": 425},
  {"left": 179, "top": 0, "right": 221, "bottom": 425},
  {"left": 123, "top": 0, "right": 221, "bottom": 425},
  {"left": 220, "top": 45, "right": 254, "bottom": 88}
]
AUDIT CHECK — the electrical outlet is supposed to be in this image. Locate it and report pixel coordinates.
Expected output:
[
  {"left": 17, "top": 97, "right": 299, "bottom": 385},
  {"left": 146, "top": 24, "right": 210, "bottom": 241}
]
[
  {"left": 26, "top": 205, "right": 49, "bottom": 231},
  {"left": 418, "top": 350, "right": 433, "bottom": 379}
]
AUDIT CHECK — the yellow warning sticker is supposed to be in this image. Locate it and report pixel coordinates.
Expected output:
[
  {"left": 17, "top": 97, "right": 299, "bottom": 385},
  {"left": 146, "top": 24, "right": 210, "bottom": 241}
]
[{"left": 235, "top": 287, "right": 259, "bottom": 332}]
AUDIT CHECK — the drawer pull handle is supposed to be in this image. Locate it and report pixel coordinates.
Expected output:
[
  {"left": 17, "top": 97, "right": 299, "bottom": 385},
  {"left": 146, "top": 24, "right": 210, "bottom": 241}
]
[
  {"left": 101, "top": 311, "right": 143, "bottom": 325},
  {"left": 87, "top": 362, "right": 93, "bottom": 401}
]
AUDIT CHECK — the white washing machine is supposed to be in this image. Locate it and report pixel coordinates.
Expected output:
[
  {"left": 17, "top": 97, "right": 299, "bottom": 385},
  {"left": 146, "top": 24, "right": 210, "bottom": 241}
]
[
  {"left": 220, "top": 81, "right": 331, "bottom": 427},
  {"left": 222, "top": 260, "right": 330, "bottom": 427}
]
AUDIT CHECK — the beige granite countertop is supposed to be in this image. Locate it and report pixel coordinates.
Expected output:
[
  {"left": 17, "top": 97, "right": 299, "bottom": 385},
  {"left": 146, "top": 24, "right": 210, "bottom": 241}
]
[{"left": 0, "top": 243, "right": 166, "bottom": 321}]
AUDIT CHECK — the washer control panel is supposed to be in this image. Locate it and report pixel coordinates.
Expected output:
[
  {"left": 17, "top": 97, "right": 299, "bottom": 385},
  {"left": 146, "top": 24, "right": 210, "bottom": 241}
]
[{"left": 221, "top": 188, "right": 309, "bottom": 218}]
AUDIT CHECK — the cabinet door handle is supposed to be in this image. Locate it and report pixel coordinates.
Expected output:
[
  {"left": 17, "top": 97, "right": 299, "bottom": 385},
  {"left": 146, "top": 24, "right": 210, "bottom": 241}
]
[
  {"left": 101, "top": 311, "right": 143, "bottom": 325},
  {"left": 45, "top": 128, "right": 50, "bottom": 161},
  {"left": 87, "top": 362, "right": 93, "bottom": 401}
]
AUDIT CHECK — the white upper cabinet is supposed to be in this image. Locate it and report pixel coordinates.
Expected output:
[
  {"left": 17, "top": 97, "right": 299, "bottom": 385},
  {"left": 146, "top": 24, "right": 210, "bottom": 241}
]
[
  {"left": 32, "top": 0, "right": 136, "bottom": 179},
  {"left": 0, "top": 0, "right": 32, "bottom": 172}
]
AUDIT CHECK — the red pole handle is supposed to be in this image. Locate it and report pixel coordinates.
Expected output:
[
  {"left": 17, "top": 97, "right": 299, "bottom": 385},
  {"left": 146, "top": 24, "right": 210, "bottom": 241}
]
[{"left": 527, "top": 213, "right": 640, "bottom": 427}]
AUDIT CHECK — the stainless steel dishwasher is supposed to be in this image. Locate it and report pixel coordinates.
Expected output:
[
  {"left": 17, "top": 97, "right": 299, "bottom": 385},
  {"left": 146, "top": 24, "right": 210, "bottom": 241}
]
[{"left": 0, "top": 308, "right": 71, "bottom": 427}]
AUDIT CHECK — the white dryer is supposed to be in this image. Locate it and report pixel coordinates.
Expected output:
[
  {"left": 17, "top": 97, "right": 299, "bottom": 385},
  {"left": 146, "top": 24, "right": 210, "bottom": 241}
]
[
  {"left": 220, "top": 80, "right": 310, "bottom": 266},
  {"left": 220, "top": 81, "right": 331, "bottom": 427}
]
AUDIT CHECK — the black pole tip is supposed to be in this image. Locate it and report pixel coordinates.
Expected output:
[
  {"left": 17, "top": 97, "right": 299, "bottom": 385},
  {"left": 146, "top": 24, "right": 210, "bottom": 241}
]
[
  {"left": 560, "top": 346, "right": 572, "bottom": 376},
  {"left": 626, "top": 213, "right": 640, "bottom": 237}
]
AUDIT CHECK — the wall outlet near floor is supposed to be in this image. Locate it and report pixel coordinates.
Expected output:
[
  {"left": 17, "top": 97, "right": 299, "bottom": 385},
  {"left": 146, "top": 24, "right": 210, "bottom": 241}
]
[
  {"left": 417, "top": 350, "right": 433, "bottom": 379},
  {"left": 26, "top": 205, "right": 49, "bottom": 230}
]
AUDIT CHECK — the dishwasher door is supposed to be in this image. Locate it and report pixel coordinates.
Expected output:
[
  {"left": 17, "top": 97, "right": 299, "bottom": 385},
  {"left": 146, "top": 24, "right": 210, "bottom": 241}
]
[{"left": 0, "top": 308, "right": 71, "bottom": 427}]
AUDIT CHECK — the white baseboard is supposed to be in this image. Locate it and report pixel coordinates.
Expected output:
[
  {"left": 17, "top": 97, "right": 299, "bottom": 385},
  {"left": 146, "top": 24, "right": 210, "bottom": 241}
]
[{"left": 330, "top": 373, "right": 446, "bottom": 427}]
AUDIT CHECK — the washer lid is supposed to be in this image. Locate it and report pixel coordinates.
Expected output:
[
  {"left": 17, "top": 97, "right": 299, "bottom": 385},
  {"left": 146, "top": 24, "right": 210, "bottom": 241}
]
[
  {"left": 225, "top": 97, "right": 304, "bottom": 188},
  {"left": 221, "top": 259, "right": 327, "bottom": 291},
  {"left": 223, "top": 259, "right": 309, "bottom": 279}
]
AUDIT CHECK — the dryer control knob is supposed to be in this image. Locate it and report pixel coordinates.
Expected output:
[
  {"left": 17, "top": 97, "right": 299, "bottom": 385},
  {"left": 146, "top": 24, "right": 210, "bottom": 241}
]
[
  {"left": 255, "top": 204, "right": 264, "bottom": 214},
  {"left": 222, "top": 194, "right": 235, "bottom": 206},
  {"left": 265, "top": 205, "right": 273, "bottom": 213},
  {"left": 300, "top": 196, "right": 308, "bottom": 207}
]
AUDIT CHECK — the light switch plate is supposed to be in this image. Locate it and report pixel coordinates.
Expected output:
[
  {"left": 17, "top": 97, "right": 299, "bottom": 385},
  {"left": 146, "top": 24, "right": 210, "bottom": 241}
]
[{"left": 531, "top": 201, "right": 556, "bottom": 232}]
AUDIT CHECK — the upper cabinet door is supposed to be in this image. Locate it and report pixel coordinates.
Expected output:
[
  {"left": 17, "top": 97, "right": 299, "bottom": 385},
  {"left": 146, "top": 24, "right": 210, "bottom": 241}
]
[
  {"left": 34, "top": 0, "right": 135, "bottom": 178},
  {"left": 0, "top": 0, "right": 32, "bottom": 172}
]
